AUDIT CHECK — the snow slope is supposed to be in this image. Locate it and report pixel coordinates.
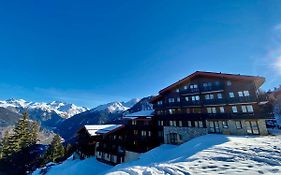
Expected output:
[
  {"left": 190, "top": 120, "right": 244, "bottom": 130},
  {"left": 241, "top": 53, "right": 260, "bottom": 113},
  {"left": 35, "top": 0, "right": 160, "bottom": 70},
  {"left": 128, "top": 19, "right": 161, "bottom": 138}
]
[{"left": 33, "top": 134, "right": 281, "bottom": 175}]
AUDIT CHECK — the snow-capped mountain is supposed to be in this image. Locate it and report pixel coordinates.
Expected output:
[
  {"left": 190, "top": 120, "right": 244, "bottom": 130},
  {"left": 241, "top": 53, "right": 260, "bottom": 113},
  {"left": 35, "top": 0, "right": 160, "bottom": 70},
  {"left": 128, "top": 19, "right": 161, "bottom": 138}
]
[
  {"left": 0, "top": 99, "right": 88, "bottom": 119},
  {"left": 91, "top": 98, "right": 140, "bottom": 113}
]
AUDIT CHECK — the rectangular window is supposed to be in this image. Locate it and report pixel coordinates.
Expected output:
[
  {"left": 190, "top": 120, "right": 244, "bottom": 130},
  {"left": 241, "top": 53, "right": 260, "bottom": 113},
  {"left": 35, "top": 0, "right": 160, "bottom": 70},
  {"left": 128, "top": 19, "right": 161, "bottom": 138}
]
[
  {"left": 217, "top": 93, "right": 222, "bottom": 99},
  {"left": 186, "top": 108, "right": 190, "bottom": 114},
  {"left": 188, "top": 121, "right": 192, "bottom": 127},
  {"left": 141, "top": 131, "right": 146, "bottom": 136},
  {"left": 229, "top": 92, "right": 235, "bottom": 98},
  {"left": 212, "top": 107, "right": 217, "bottom": 113},
  {"left": 184, "top": 85, "right": 188, "bottom": 89},
  {"left": 235, "top": 121, "right": 242, "bottom": 129},
  {"left": 241, "top": 105, "right": 247, "bottom": 113},
  {"left": 168, "top": 109, "right": 175, "bottom": 115},
  {"left": 178, "top": 121, "right": 183, "bottom": 127},
  {"left": 176, "top": 97, "right": 181, "bottom": 102},
  {"left": 238, "top": 91, "right": 244, "bottom": 97},
  {"left": 222, "top": 121, "right": 228, "bottom": 128},
  {"left": 148, "top": 131, "right": 152, "bottom": 137},
  {"left": 194, "top": 121, "right": 198, "bottom": 127},
  {"left": 207, "top": 107, "right": 212, "bottom": 113},
  {"left": 232, "top": 106, "right": 238, "bottom": 113},
  {"left": 190, "top": 84, "right": 198, "bottom": 89},
  {"left": 226, "top": 80, "right": 232, "bottom": 86},
  {"left": 214, "top": 81, "right": 220, "bottom": 86},
  {"left": 157, "top": 101, "right": 163, "bottom": 105},
  {"left": 199, "top": 121, "right": 203, "bottom": 128},
  {"left": 219, "top": 106, "right": 225, "bottom": 113},
  {"left": 243, "top": 91, "right": 250, "bottom": 96},
  {"left": 168, "top": 98, "right": 175, "bottom": 103},
  {"left": 247, "top": 105, "right": 254, "bottom": 113},
  {"left": 176, "top": 88, "right": 180, "bottom": 92},
  {"left": 133, "top": 130, "right": 138, "bottom": 135},
  {"left": 185, "top": 97, "right": 189, "bottom": 101},
  {"left": 205, "top": 94, "right": 214, "bottom": 100},
  {"left": 132, "top": 120, "right": 137, "bottom": 125}
]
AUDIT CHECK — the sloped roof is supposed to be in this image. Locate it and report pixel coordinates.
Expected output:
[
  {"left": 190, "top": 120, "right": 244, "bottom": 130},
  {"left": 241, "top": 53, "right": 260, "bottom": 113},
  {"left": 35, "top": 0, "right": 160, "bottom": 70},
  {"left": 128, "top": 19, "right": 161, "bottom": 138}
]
[
  {"left": 84, "top": 124, "right": 124, "bottom": 136},
  {"left": 123, "top": 110, "right": 154, "bottom": 119},
  {"left": 151, "top": 71, "right": 265, "bottom": 102}
]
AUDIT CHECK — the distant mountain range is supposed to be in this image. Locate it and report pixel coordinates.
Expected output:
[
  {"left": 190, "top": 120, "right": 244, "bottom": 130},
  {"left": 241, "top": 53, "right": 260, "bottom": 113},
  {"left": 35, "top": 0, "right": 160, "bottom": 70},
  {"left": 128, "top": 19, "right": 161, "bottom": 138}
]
[{"left": 0, "top": 97, "right": 152, "bottom": 141}]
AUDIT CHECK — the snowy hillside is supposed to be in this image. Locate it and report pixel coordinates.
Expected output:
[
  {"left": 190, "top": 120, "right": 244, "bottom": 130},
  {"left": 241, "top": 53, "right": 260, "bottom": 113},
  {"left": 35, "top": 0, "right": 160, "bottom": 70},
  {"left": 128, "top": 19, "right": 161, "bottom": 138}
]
[
  {"left": 33, "top": 134, "right": 281, "bottom": 175},
  {"left": 0, "top": 99, "right": 88, "bottom": 119}
]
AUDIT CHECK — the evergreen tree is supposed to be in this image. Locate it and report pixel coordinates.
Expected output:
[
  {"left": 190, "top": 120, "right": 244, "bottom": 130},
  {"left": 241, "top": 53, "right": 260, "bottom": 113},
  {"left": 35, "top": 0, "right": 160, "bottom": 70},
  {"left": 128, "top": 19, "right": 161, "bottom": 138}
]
[
  {"left": 0, "top": 131, "right": 10, "bottom": 159},
  {"left": 13, "top": 112, "right": 30, "bottom": 149},
  {"left": 29, "top": 121, "right": 40, "bottom": 144},
  {"left": 43, "top": 134, "right": 65, "bottom": 164}
]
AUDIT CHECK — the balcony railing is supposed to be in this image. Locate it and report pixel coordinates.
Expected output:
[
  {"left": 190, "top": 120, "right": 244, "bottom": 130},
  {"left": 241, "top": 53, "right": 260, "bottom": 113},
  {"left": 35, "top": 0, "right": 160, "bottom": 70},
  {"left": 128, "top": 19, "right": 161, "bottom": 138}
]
[{"left": 157, "top": 112, "right": 272, "bottom": 120}]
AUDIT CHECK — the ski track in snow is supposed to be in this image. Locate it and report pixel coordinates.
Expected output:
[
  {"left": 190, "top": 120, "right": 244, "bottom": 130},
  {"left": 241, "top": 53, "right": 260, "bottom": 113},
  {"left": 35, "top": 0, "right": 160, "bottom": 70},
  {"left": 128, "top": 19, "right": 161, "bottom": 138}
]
[{"left": 33, "top": 134, "right": 281, "bottom": 175}]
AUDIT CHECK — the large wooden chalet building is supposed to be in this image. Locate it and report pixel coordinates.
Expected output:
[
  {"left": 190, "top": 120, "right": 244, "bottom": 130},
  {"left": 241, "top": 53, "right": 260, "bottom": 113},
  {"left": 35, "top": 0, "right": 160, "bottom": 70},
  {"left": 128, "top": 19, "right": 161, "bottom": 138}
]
[
  {"left": 76, "top": 71, "right": 272, "bottom": 165},
  {"left": 150, "top": 71, "right": 272, "bottom": 144}
]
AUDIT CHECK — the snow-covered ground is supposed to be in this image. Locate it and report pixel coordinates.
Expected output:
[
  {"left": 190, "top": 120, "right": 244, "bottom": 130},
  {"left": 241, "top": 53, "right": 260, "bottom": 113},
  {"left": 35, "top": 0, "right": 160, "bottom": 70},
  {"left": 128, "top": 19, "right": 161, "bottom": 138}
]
[{"left": 33, "top": 134, "right": 281, "bottom": 175}]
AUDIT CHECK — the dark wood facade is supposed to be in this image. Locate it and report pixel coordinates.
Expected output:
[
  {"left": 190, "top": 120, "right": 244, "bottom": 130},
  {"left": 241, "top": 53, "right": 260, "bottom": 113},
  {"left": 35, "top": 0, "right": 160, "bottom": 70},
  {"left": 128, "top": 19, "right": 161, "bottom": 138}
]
[
  {"left": 95, "top": 126, "right": 126, "bottom": 165},
  {"left": 123, "top": 116, "right": 159, "bottom": 153},
  {"left": 151, "top": 71, "right": 272, "bottom": 142}
]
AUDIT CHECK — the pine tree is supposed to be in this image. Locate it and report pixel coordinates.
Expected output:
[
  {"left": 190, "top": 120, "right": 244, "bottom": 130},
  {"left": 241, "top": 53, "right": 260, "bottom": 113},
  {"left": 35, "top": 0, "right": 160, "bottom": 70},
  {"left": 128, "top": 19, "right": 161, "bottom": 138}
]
[
  {"left": 29, "top": 121, "right": 40, "bottom": 145},
  {"left": 0, "top": 131, "right": 10, "bottom": 159},
  {"left": 13, "top": 112, "right": 30, "bottom": 149},
  {"left": 43, "top": 134, "right": 65, "bottom": 164}
]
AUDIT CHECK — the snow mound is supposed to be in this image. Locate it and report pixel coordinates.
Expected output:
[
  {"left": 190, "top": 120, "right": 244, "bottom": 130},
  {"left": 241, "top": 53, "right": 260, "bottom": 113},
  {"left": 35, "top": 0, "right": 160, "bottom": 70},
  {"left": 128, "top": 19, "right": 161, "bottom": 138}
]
[{"left": 33, "top": 134, "right": 281, "bottom": 175}]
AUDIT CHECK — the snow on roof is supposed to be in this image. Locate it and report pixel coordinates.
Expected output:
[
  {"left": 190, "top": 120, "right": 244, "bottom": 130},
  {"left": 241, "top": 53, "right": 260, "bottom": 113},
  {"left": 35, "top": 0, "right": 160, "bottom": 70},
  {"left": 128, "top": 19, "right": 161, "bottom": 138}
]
[
  {"left": 124, "top": 110, "right": 154, "bottom": 119},
  {"left": 84, "top": 124, "right": 123, "bottom": 136}
]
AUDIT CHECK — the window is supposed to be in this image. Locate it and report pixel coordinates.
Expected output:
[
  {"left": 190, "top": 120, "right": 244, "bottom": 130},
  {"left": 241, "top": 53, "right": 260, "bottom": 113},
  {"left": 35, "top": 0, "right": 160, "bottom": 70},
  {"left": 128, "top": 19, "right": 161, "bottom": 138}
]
[
  {"left": 132, "top": 120, "right": 137, "bottom": 125},
  {"left": 217, "top": 93, "right": 223, "bottom": 99},
  {"left": 168, "top": 109, "right": 175, "bottom": 115},
  {"left": 184, "top": 85, "right": 188, "bottom": 90},
  {"left": 176, "top": 88, "right": 180, "bottom": 93},
  {"left": 246, "top": 105, "right": 254, "bottom": 112},
  {"left": 185, "top": 97, "right": 189, "bottom": 101},
  {"left": 229, "top": 92, "right": 235, "bottom": 98},
  {"left": 178, "top": 121, "right": 183, "bottom": 127},
  {"left": 141, "top": 131, "right": 146, "bottom": 136},
  {"left": 222, "top": 121, "right": 228, "bottom": 128},
  {"left": 133, "top": 130, "right": 138, "bottom": 135},
  {"left": 169, "top": 120, "right": 177, "bottom": 126},
  {"left": 176, "top": 97, "right": 181, "bottom": 102},
  {"left": 199, "top": 121, "right": 203, "bottom": 128},
  {"left": 160, "top": 120, "right": 164, "bottom": 126},
  {"left": 219, "top": 106, "right": 225, "bottom": 113},
  {"left": 190, "top": 84, "right": 198, "bottom": 89},
  {"left": 192, "top": 95, "right": 200, "bottom": 101},
  {"left": 235, "top": 121, "right": 242, "bottom": 129},
  {"left": 193, "top": 108, "right": 202, "bottom": 113},
  {"left": 157, "top": 101, "right": 163, "bottom": 105},
  {"left": 241, "top": 105, "right": 247, "bottom": 113},
  {"left": 226, "top": 80, "right": 232, "bottom": 86},
  {"left": 148, "top": 131, "right": 152, "bottom": 137},
  {"left": 186, "top": 108, "right": 191, "bottom": 114},
  {"left": 205, "top": 94, "right": 214, "bottom": 100},
  {"left": 188, "top": 121, "right": 192, "bottom": 127},
  {"left": 242, "top": 105, "right": 254, "bottom": 113},
  {"left": 194, "top": 121, "right": 198, "bottom": 127},
  {"left": 243, "top": 91, "right": 250, "bottom": 96},
  {"left": 238, "top": 91, "right": 244, "bottom": 97},
  {"left": 214, "top": 81, "right": 220, "bottom": 86},
  {"left": 158, "top": 131, "right": 163, "bottom": 137},
  {"left": 168, "top": 98, "right": 175, "bottom": 103},
  {"left": 207, "top": 107, "right": 216, "bottom": 113},
  {"left": 232, "top": 106, "right": 238, "bottom": 113}
]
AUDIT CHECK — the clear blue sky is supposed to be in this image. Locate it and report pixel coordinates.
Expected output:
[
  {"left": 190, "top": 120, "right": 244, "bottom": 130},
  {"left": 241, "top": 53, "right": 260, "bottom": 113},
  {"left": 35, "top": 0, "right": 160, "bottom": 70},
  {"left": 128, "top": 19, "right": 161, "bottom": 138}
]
[{"left": 0, "top": 0, "right": 281, "bottom": 108}]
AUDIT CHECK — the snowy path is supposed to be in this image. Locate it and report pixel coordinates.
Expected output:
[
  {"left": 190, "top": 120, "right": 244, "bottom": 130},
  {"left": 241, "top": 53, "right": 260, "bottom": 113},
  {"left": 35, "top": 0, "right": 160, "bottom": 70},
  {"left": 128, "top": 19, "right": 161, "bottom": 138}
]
[{"left": 33, "top": 134, "right": 281, "bottom": 175}]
